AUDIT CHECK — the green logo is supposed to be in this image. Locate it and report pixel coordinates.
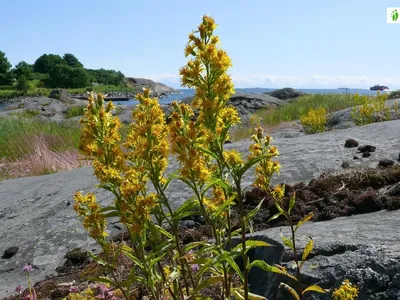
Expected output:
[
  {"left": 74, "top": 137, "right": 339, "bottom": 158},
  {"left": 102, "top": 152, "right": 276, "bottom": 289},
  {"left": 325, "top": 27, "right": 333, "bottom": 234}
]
[{"left": 392, "top": 9, "right": 399, "bottom": 21}]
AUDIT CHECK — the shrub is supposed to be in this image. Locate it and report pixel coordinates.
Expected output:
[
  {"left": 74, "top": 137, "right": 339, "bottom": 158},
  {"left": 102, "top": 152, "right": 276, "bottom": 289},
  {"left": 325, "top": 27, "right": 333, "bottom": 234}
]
[
  {"left": 16, "top": 75, "right": 31, "bottom": 93},
  {"left": 300, "top": 107, "right": 327, "bottom": 134},
  {"left": 351, "top": 92, "right": 392, "bottom": 125},
  {"left": 70, "top": 16, "right": 340, "bottom": 300}
]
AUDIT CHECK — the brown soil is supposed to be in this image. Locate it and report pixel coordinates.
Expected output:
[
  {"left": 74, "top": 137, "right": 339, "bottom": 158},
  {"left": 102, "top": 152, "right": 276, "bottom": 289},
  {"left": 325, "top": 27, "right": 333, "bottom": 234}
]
[{"left": 4, "top": 165, "right": 400, "bottom": 300}]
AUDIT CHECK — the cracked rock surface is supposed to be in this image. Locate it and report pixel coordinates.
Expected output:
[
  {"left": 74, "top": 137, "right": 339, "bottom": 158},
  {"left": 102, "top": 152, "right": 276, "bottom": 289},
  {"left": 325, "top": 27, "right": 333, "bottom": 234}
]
[{"left": 0, "top": 119, "right": 399, "bottom": 298}]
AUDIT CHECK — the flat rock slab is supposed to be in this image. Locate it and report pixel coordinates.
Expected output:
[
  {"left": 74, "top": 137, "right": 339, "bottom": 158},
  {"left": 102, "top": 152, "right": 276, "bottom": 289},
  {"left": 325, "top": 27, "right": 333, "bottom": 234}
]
[
  {"left": 248, "top": 210, "right": 400, "bottom": 299},
  {"left": 0, "top": 119, "right": 399, "bottom": 298}
]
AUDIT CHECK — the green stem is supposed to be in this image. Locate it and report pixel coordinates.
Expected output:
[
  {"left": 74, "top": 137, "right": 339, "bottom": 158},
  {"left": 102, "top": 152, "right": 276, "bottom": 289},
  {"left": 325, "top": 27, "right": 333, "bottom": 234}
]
[
  {"left": 287, "top": 214, "right": 303, "bottom": 299},
  {"left": 235, "top": 179, "right": 249, "bottom": 300}
]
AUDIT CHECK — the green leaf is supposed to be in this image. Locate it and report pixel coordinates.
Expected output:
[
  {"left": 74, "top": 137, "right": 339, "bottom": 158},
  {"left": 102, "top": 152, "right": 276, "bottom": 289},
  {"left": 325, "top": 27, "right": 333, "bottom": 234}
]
[
  {"left": 237, "top": 153, "right": 275, "bottom": 179},
  {"left": 213, "top": 194, "right": 236, "bottom": 218},
  {"left": 281, "top": 235, "right": 294, "bottom": 251},
  {"left": 301, "top": 238, "right": 314, "bottom": 263},
  {"left": 279, "top": 283, "right": 300, "bottom": 300},
  {"left": 121, "top": 245, "right": 143, "bottom": 268},
  {"left": 103, "top": 211, "right": 120, "bottom": 218},
  {"left": 88, "top": 276, "right": 114, "bottom": 286},
  {"left": 172, "top": 197, "right": 199, "bottom": 222},
  {"left": 267, "top": 211, "right": 283, "bottom": 222},
  {"left": 183, "top": 241, "right": 207, "bottom": 253},
  {"left": 87, "top": 251, "right": 106, "bottom": 266},
  {"left": 246, "top": 197, "right": 265, "bottom": 221},
  {"left": 100, "top": 206, "right": 118, "bottom": 212},
  {"left": 288, "top": 193, "right": 296, "bottom": 214},
  {"left": 194, "top": 276, "right": 224, "bottom": 294},
  {"left": 233, "top": 288, "right": 267, "bottom": 300},
  {"left": 233, "top": 289, "right": 246, "bottom": 300},
  {"left": 153, "top": 224, "right": 173, "bottom": 239},
  {"left": 302, "top": 285, "right": 327, "bottom": 294},
  {"left": 197, "top": 146, "right": 219, "bottom": 161},
  {"left": 233, "top": 240, "right": 273, "bottom": 254},
  {"left": 225, "top": 255, "right": 244, "bottom": 282},
  {"left": 295, "top": 212, "right": 314, "bottom": 232},
  {"left": 162, "top": 171, "right": 178, "bottom": 191},
  {"left": 248, "top": 260, "right": 297, "bottom": 281}
]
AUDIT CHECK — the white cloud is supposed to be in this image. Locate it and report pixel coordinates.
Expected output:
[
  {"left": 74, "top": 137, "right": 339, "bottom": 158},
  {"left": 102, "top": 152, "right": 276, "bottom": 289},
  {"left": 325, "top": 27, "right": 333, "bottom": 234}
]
[{"left": 145, "top": 73, "right": 400, "bottom": 89}]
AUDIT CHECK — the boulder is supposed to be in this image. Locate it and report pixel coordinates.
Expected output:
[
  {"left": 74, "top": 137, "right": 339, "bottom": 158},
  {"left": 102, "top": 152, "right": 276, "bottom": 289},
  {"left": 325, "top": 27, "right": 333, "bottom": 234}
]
[
  {"left": 263, "top": 87, "right": 308, "bottom": 100},
  {"left": 125, "top": 77, "right": 178, "bottom": 97},
  {"left": 48, "top": 89, "right": 71, "bottom": 102},
  {"left": 243, "top": 210, "right": 400, "bottom": 299}
]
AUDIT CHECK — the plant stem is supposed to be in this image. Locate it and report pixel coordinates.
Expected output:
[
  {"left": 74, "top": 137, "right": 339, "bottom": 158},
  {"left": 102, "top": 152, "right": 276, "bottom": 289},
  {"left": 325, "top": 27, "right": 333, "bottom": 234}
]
[
  {"left": 235, "top": 179, "right": 249, "bottom": 300},
  {"left": 288, "top": 216, "right": 303, "bottom": 299}
]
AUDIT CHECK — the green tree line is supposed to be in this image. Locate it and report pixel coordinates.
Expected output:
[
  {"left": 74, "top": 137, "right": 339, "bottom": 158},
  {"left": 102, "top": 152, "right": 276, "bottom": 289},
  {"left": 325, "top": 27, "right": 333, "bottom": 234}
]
[{"left": 0, "top": 50, "right": 125, "bottom": 92}]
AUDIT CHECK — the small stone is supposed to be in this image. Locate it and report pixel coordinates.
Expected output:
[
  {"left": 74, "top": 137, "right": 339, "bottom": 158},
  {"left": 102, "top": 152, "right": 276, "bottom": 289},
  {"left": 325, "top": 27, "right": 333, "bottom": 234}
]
[
  {"left": 341, "top": 162, "right": 350, "bottom": 169},
  {"left": 353, "top": 156, "right": 359, "bottom": 160},
  {"left": 224, "top": 140, "right": 232, "bottom": 144},
  {"left": 358, "top": 145, "right": 376, "bottom": 153},
  {"left": 378, "top": 159, "right": 395, "bottom": 168},
  {"left": 362, "top": 152, "right": 371, "bottom": 158},
  {"left": 1, "top": 246, "right": 19, "bottom": 259},
  {"left": 344, "top": 138, "right": 359, "bottom": 148}
]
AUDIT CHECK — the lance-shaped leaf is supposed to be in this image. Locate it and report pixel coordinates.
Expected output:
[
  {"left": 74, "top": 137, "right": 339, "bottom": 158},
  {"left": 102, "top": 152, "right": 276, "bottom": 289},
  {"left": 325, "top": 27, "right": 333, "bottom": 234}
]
[
  {"left": 302, "top": 285, "right": 328, "bottom": 294},
  {"left": 295, "top": 212, "right": 314, "bottom": 232},
  {"left": 213, "top": 194, "right": 236, "bottom": 219},
  {"left": 232, "top": 240, "right": 273, "bottom": 254},
  {"left": 301, "top": 238, "right": 314, "bottom": 265},
  {"left": 248, "top": 260, "right": 297, "bottom": 281},
  {"left": 193, "top": 276, "right": 224, "bottom": 294},
  {"left": 237, "top": 153, "right": 276, "bottom": 179},
  {"left": 172, "top": 197, "right": 199, "bottom": 222},
  {"left": 288, "top": 192, "right": 296, "bottom": 214},
  {"left": 279, "top": 283, "right": 300, "bottom": 300}
]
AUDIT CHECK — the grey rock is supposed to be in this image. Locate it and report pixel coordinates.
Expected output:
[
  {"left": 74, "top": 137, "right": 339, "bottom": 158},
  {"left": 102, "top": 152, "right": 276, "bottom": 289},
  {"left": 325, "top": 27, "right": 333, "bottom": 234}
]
[
  {"left": 358, "top": 145, "right": 376, "bottom": 153},
  {"left": 242, "top": 210, "right": 400, "bottom": 299},
  {"left": 378, "top": 159, "right": 395, "bottom": 168},
  {"left": 344, "top": 138, "right": 359, "bottom": 148},
  {"left": 125, "top": 77, "right": 178, "bottom": 97},
  {"left": 263, "top": 87, "right": 309, "bottom": 100},
  {"left": 1, "top": 246, "right": 19, "bottom": 259},
  {"left": 363, "top": 152, "right": 372, "bottom": 158},
  {"left": 49, "top": 89, "right": 71, "bottom": 102},
  {"left": 0, "top": 119, "right": 399, "bottom": 298}
]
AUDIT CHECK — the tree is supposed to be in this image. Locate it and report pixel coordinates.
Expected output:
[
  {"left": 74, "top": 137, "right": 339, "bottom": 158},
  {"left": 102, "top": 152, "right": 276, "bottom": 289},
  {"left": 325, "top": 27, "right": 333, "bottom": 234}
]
[
  {"left": 46, "top": 64, "right": 90, "bottom": 88},
  {"left": 63, "top": 53, "right": 83, "bottom": 68},
  {"left": 33, "top": 54, "right": 65, "bottom": 74},
  {"left": 13, "top": 61, "right": 33, "bottom": 80},
  {"left": 0, "top": 50, "right": 12, "bottom": 85},
  {"left": 16, "top": 75, "right": 30, "bottom": 93}
]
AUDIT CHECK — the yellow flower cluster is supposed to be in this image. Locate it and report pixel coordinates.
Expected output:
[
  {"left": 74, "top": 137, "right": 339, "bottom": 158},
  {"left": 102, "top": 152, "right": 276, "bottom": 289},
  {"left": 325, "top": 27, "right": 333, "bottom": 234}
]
[
  {"left": 168, "top": 101, "right": 211, "bottom": 183},
  {"left": 125, "top": 88, "right": 169, "bottom": 182},
  {"left": 300, "top": 107, "right": 327, "bottom": 134},
  {"left": 204, "top": 186, "right": 226, "bottom": 213},
  {"left": 79, "top": 93, "right": 125, "bottom": 185},
  {"left": 179, "top": 15, "right": 235, "bottom": 134},
  {"left": 73, "top": 192, "right": 108, "bottom": 242},
  {"left": 249, "top": 127, "right": 280, "bottom": 191},
  {"left": 332, "top": 279, "right": 359, "bottom": 300}
]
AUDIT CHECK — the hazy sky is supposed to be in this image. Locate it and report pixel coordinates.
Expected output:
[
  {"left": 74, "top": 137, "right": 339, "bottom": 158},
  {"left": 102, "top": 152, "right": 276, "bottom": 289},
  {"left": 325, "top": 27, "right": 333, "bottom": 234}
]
[{"left": 1, "top": 0, "right": 399, "bottom": 88}]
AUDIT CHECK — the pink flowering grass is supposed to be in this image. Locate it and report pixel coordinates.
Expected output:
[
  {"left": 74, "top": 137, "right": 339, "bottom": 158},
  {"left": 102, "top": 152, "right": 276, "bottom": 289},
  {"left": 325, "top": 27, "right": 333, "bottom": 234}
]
[{"left": 0, "top": 134, "right": 91, "bottom": 179}]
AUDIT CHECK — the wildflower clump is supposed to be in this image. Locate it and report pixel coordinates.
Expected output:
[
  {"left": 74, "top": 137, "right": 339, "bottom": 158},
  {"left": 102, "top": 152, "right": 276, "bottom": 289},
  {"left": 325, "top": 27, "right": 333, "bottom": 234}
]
[
  {"left": 332, "top": 279, "right": 359, "bottom": 300},
  {"left": 351, "top": 92, "right": 392, "bottom": 125},
  {"left": 300, "top": 107, "right": 327, "bottom": 134},
  {"left": 73, "top": 15, "right": 347, "bottom": 300}
]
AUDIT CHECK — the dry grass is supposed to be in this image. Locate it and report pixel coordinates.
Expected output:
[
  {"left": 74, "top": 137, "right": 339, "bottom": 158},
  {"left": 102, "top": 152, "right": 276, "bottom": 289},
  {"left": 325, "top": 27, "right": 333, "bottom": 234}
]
[{"left": 0, "top": 134, "right": 91, "bottom": 179}]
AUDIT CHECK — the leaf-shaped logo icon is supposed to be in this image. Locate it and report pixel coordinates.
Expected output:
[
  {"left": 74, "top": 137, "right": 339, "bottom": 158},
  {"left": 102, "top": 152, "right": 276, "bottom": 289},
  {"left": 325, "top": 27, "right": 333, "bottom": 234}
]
[{"left": 392, "top": 9, "right": 399, "bottom": 21}]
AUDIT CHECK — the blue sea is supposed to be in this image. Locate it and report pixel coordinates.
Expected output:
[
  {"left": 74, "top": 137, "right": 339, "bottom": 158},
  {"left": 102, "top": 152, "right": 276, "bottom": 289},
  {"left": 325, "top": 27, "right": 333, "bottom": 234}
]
[
  {"left": 0, "top": 88, "right": 386, "bottom": 110},
  {"left": 106, "top": 88, "right": 383, "bottom": 106}
]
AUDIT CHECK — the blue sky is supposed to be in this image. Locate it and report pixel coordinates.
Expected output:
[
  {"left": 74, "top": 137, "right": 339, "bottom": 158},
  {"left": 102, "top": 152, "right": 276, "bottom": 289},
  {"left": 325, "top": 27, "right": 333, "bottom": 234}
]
[{"left": 1, "top": 0, "right": 399, "bottom": 89}]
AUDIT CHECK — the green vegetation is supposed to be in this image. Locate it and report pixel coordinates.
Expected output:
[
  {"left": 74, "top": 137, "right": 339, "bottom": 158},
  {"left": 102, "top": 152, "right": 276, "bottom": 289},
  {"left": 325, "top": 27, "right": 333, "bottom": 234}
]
[
  {"left": 0, "top": 50, "right": 128, "bottom": 99},
  {"left": 64, "top": 105, "right": 86, "bottom": 119},
  {"left": 300, "top": 107, "right": 328, "bottom": 134},
  {"left": 10, "top": 109, "right": 40, "bottom": 119},
  {"left": 0, "top": 117, "right": 81, "bottom": 161},
  {"left": 231, "top": 93, "right": 387, "bottom": 140}
]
